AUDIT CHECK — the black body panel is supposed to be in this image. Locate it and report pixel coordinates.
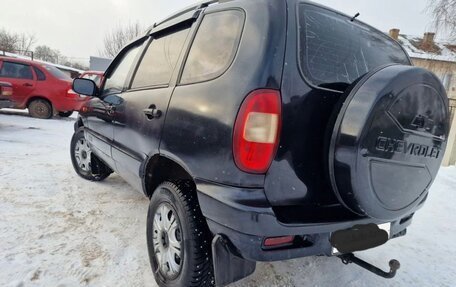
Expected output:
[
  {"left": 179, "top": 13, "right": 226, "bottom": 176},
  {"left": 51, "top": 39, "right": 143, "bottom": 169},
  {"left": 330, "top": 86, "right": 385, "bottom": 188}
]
[{"left": 161, "top": 0, "right": 287, "bottom": 188}]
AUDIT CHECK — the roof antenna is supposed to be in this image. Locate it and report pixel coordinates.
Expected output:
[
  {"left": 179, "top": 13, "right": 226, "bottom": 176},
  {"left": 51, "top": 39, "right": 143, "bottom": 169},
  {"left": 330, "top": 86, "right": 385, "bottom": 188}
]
[{"left": 351, "top": 12, "right": 360, "bottom": 22}]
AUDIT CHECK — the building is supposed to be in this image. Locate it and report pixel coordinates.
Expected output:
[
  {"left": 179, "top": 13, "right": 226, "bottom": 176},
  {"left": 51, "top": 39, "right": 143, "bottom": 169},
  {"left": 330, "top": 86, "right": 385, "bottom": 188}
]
[{"left": 389, "top": 29, "right": 456, "bottom": 165}]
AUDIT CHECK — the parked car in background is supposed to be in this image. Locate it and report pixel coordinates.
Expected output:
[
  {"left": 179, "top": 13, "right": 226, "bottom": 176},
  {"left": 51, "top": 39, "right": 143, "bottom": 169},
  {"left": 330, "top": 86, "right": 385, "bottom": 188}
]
[
  {"left": 71, "top": 0, "right": 449, "bottom": 286},
  {"left": 80, "top": 71, "right": 104, "bottom": 87},
  {"left": 0, "top": 56, "right": 89, "bottom": 118},
  {"left": 0, "top": 81, "right": 13, "bottom": 109}
]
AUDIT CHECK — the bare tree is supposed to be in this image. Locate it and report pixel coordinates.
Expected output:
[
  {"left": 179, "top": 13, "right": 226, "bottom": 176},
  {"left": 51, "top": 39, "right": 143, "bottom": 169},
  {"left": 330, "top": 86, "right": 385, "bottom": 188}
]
[
  {"left": 101, "top": 22, "right": 143, "bottom": 58},
  {"left": 17, "top": 33, "right": 36, "bottom": 53},
  {"left": 427, "top": 0, "right": 456, "bottom": 40},
  {"left": 35, "top": 45, "right": 59, "bottom": 63},
  {"left": 0, "top": 29, "right": 19, "bottom": 53},
  {"left": 0, "top": 29, "right": 36, "bottom": 55}
]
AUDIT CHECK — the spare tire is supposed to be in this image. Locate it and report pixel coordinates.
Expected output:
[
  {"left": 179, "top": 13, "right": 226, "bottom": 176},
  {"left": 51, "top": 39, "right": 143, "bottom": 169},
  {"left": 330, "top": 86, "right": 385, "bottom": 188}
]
[{"left": 328, "top": 65, "right": 449, "bottom": 221}]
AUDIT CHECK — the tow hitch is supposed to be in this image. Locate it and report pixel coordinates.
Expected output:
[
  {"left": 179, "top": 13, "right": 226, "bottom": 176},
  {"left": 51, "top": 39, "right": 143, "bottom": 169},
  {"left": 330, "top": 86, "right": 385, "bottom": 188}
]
[{"left": 338, "top": 253, "right": 400, "bottom": 279}]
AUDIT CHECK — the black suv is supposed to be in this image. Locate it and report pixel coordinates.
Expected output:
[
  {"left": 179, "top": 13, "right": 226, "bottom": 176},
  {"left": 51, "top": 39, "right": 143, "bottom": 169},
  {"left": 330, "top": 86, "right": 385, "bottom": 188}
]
[{"left": 71, "top": 1, "right": 449, "bottom": 286}]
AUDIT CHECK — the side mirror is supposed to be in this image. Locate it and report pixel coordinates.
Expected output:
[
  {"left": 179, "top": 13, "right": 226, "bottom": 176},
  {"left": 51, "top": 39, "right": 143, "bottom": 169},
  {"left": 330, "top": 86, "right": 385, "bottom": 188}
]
[{"left": 73, "top": 78, "right": 98, "bottom": 97}]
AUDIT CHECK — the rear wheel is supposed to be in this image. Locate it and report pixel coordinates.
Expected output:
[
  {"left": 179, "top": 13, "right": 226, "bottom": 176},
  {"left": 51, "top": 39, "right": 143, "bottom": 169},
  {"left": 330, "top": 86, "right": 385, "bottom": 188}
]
[
  {"left": 147, "top": 181, "right": 214, "bottom": 287},
  {"left": 70, "top": 128, "right": 111, "bottom": 181},
  {"left": 28, "top": 99, "right": 52, "bottom": 119},
  {"left": 58, "top": 111, "right": 73, "bottom": 117}
]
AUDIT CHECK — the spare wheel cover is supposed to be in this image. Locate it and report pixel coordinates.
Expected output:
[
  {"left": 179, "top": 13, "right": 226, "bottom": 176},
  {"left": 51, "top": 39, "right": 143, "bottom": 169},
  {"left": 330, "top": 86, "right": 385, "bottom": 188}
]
[{"left": 328, "top": 65, "right": 450, "bottom": 220}]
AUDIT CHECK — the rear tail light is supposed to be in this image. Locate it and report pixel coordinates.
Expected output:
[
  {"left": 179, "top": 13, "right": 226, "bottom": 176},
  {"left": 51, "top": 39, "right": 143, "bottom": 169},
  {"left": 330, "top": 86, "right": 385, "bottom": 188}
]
[
  {"left": 67, "top": 89, "right": 80, "bottom": 97},
  {"left": 233, "top": 89, "right": 281, "bottom": 174},
  {"left": 1, "top": 87, "right": 13, "bottom": 97}
]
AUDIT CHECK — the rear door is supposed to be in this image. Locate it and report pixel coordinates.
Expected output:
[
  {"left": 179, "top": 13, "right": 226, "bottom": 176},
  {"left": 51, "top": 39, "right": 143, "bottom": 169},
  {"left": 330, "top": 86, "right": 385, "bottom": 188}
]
[
  {"left": 0, "top": 60, "right": 36, "bottom": 107},
  {"left": 111, "top": 24, "right": 192, "bottom": 191}
]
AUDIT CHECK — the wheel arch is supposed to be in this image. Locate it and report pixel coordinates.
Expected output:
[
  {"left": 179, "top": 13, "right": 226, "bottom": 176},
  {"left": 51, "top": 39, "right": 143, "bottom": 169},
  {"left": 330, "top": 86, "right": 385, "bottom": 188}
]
[
  {"left": 143, "top": 154, "right": 195, "bottom": 198},
  {"left": 27, "top": 96, "right": 53, "bottom": 108},
  {"left": 74, "top": 117, "right": 84, "bottom": 130}
]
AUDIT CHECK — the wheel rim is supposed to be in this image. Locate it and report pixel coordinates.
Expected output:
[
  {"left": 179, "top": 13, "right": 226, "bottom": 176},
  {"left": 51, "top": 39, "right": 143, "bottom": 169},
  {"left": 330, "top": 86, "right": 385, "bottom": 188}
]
[
  {"left": 153, "top": 202, "right": 183, "bottom": 279},
  {"left": 33, "top": 102, "right": 49, "bottom": 118},
  {"left": 74, "top": 138, "right": 92, "bottom": 172}
]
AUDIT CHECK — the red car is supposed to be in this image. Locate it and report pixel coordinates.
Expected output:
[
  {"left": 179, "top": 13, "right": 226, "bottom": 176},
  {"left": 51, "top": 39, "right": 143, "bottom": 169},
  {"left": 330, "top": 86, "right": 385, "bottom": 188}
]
[
  {"left": 0, "top": 56, "right": 89, "bottom": 118},
  {"left": 80, "top": 71, "right": 104, "bottom": 87}
]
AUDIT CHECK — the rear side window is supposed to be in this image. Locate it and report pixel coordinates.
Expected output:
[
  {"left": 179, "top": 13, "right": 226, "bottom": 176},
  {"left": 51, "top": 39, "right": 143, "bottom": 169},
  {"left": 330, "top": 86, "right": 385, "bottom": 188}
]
[
  {"left": 131, "top": 28, "right": 190, "bottom": 89},
  {"left": 0, "top": 61, "right": 33, "bottom": 80},
  {"left": 33, "top": 67, "right": 46, "bottom": 81},
  {"left": 180, "top": 10, "right": 245, "bottom": 85},
  {"left": 298, "top": 4, "right": 410, "bottom": 91}
]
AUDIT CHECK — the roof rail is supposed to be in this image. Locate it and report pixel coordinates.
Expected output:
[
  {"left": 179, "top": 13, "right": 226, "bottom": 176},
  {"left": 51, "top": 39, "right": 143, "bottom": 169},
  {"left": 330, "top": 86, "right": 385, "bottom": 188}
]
[{"left": 149, "top": 0, "right": 218, "bottom": 31}]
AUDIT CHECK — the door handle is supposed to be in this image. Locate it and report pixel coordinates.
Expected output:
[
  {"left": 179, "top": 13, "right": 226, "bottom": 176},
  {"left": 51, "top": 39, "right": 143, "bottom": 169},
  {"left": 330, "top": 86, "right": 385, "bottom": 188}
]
[
  {"left": 23, "top": 83, "right": 33, "bottom": 87},
  {"left": 143, "top": 105, "right": 162, "bottom": 120}
]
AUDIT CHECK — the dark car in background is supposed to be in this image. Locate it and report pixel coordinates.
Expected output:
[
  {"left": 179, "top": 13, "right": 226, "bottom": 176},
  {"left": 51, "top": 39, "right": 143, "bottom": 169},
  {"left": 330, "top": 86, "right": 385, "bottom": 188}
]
[
  {"left": 0, "top": 81, "right": 13, "bottom": 109},
  {"left": 70, "top": 0, "right": 449, "bottom": 286},
  {"left": 0, "top": 56, "right": 89, "bottom": 118}
]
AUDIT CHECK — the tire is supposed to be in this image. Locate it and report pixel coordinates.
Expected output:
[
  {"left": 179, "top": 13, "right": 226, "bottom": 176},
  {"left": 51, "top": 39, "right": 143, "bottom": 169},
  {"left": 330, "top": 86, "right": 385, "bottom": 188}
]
[
  {"left": 28, "top": 99, "right": 52, "bottom": 119},
  {"left": 147, "top": 181, "right": 214, "bottom": 287},
  {"left": 70, "top": 128, "right": 111, "bottom": 181},
  {"left": 58, "top": 111, "right": 73, "bottom": 117}
]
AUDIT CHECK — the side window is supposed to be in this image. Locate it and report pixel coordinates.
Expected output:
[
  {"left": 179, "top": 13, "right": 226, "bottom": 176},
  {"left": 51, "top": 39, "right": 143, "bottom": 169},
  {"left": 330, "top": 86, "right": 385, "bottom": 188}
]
[
  {"left": 180, "top": 10, "right": 245, "bottom": 85},
  {"left": 102, "top": 44, "right": 142, "bottom": 95},
  {"left": 33, "top": 67, "right": 46, "bottom": 81},
  {"left": 0, "top": 61, "right": 34, "bottom": 80},
  {"left": 131, "top": 28, "right": 190, "bottom": 89}
]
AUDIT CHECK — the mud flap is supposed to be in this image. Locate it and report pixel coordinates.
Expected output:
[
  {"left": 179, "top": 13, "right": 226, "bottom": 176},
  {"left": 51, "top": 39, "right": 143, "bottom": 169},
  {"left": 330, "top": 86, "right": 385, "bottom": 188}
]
[
  {"left": 212, "top": 234, "right": 256, "bottom": 287},
  {"left": 90, "top": 154, "right": 111, "bottom": 175}
]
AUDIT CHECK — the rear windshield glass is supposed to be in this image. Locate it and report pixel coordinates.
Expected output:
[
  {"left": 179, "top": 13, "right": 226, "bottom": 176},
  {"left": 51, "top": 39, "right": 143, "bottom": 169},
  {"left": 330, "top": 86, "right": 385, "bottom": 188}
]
[
  {"left": 298, "top": 4, "right": 410, "bottom": 91},
  {"left": 42, "top": 64, "right": 72, "bottom": 80}
]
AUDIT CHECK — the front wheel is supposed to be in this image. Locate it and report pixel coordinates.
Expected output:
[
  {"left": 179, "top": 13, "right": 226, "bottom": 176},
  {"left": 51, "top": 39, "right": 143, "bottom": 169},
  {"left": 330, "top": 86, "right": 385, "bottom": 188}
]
[
  {"left": 147, "top": 181, "right": 214, "bottom": 287},
  {"left": 70, "top": 128, "right": 111, "bottom": 181}
]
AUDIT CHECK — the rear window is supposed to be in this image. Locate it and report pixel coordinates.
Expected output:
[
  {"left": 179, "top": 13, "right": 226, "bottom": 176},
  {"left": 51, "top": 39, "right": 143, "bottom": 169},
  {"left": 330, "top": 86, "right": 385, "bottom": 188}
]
[
  {"left": 43, "top": 65, "right": 72, "bottom": 80},
  {"left": 298, "top": 4, "right": 410, "bottom": 91}
]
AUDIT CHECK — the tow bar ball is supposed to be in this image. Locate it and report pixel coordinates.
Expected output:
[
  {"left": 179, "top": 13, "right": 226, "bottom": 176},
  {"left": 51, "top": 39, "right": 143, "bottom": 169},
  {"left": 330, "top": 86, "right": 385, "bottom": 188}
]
[{"left": 339, "top": 253, "right": 401, "bottom": 279}]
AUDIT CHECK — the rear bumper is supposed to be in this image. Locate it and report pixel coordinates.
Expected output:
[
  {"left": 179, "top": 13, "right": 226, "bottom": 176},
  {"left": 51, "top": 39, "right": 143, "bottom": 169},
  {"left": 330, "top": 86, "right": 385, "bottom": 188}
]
[
  {"left": 55, "top": 96, "right": 89, "bottom": 112},
  {"left": 196, "top": 179, "right": 414, "bottom": 262}
]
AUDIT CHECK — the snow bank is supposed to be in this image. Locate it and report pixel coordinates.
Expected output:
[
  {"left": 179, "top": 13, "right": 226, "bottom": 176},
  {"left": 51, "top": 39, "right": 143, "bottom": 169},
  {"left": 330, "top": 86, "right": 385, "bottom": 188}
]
[{"left": 0, "top": 112, "right": 455, "bottom": 286}]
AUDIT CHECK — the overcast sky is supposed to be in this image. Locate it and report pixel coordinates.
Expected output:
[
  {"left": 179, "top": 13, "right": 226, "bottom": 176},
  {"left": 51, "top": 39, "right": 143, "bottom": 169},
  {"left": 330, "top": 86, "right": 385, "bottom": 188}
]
[{"left": 0, "top": 0, "right": 434, "bottom": 65}]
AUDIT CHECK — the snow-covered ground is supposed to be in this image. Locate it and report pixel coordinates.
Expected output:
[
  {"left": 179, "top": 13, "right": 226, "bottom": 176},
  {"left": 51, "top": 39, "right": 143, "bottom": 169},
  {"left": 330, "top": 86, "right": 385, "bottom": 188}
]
[{"left": 1, "top": 110, "right": 455, "bottom": 287}]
